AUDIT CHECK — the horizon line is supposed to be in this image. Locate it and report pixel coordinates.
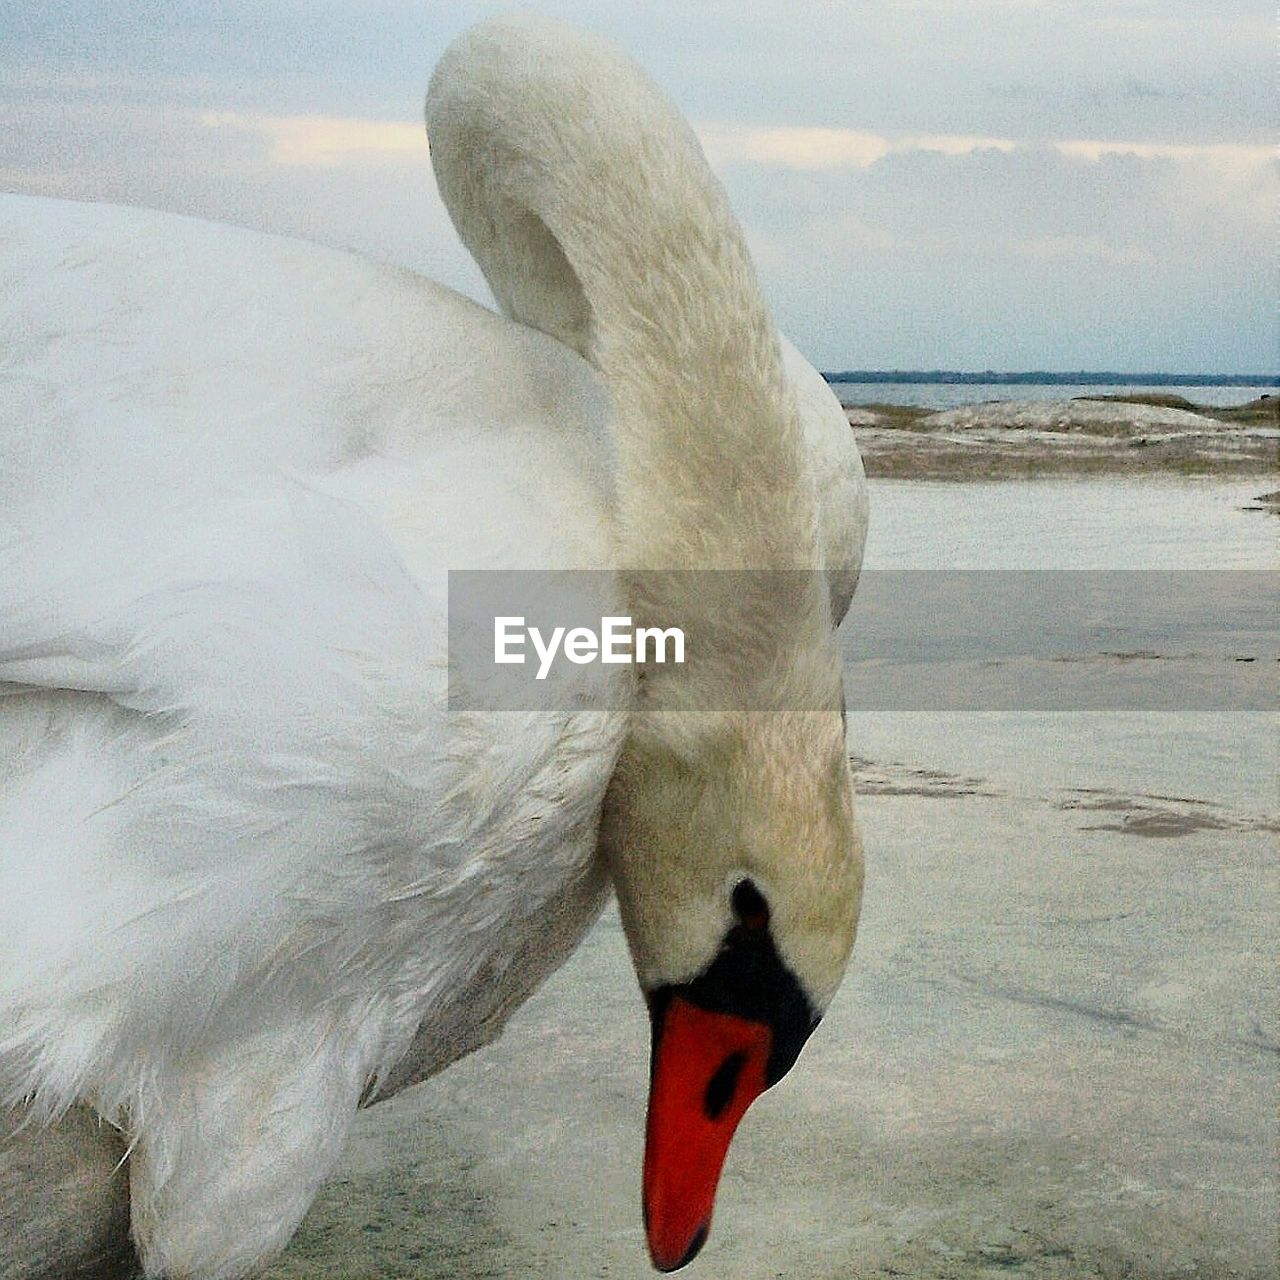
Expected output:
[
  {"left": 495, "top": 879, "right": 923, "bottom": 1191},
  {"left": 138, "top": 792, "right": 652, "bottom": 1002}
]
[{"left": 821, "top": 370, "right": 1276, "bottom": 385}]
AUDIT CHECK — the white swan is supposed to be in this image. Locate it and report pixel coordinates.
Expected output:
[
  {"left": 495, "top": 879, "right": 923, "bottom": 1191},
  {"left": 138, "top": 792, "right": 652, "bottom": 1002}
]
[{"left": 0, "top": 13, "right": 868, "bottom": 1278}]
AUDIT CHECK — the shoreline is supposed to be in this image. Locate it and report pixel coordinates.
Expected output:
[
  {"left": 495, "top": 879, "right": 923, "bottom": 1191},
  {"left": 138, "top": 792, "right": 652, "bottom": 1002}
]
[{"left": 849, "top": 394, "right": 1278, "bottom": 480}]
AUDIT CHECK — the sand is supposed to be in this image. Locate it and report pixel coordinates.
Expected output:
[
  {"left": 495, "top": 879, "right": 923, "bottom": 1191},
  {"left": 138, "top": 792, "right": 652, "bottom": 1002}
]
[
  {"left": 14, "top": 746, "right": 1270, "bottom": 1279},
  {"left": 848, "top": 397, "right": 1279, "bottom": 479},
  {"left": 255, "top": 758, "right": 1277, "bottom": 1280}
]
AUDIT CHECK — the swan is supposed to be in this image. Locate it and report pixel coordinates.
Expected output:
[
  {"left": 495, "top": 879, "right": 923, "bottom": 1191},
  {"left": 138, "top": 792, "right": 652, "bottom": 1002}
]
[{"left": 0, "top": 13, "right": 868, "bottom": 1278}]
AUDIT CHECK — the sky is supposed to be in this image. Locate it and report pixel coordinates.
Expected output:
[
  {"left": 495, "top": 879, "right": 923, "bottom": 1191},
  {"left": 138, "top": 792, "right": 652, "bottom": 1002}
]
[{"left": 0, "top": 0, "right": 1274, "bottom": 373}]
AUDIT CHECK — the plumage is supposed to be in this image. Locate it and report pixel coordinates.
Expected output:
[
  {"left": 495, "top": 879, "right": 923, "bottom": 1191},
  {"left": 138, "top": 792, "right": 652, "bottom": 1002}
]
[{"left": 1, "top": 14, "right": 867, "bottom": 1278}]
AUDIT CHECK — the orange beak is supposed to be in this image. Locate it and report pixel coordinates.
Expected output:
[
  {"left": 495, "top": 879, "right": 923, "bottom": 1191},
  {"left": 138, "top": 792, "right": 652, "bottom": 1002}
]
[{"left": 642, "top": 995, "right": 772, "bottom": 1271}]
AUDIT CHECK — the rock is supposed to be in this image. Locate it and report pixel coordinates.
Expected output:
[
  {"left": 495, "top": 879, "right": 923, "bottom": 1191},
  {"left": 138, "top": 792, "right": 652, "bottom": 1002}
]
[{"left": 920, "top": 399, "right": 1214, "bottom": 435}]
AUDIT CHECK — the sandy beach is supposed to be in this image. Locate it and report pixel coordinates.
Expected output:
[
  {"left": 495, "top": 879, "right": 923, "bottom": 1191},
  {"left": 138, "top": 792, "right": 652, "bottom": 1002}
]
[
  {"left": 252, "top": 474, "right": 1278, "bottom": 1280},
  {"left": 846, "top": 395, "right": 1278, "bottom": 480},
  {"left": 259, "top": 759, "right": 1277, "bottom": 1280}
]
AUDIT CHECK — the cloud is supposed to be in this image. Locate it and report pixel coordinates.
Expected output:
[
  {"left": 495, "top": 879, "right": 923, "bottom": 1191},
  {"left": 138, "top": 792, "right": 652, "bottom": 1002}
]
[
  {"left": 0, "top": 97, "right": 484, "bottom": 300},
  {"left": 1055, "top": 139, "right": 1272, "bottom": 184},
  {"left": 700, "top": 125, "right": 892, "bottom": 171},
  {"left": 3, "top": 0, "right": 1272, "bottom": 141},
  {"left": 201, "top": 111, "right": 424, "bottom": 167},
  {"left": 698, "top": 121, "right": 1272, "bottom": 183},
  {"left": 718, "top": 141, "right": 1276, "bottom": 370},
  {"left": 698, "top": 125, "right": 1017, "bottom": 171},
  {"left": 1012, "top": 235, "right": 1156, "bottom": 268},
  {"left": 0, "top": 2, "right": 1272, "bottom": 371}
]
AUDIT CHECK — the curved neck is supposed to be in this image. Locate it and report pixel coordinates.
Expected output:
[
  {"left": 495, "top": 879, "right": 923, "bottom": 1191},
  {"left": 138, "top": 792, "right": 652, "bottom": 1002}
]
[{"left": 426, "top": 16, "right": 820, "bottom": 576}]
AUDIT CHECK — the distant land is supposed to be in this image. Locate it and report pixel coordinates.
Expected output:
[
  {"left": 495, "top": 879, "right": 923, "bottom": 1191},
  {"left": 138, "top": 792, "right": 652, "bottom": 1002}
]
[{"left": 822, "top": 371, "right": 1276, "bottom": 387}]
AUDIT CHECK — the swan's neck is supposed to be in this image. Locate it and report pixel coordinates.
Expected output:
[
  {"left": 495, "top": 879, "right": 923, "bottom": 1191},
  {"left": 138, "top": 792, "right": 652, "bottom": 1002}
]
[
  {"left": 427, "top": 15, "right": 820, "bottom": 576},
  {"left": 590, "top": 214, "right": 814, "bottom": 575}
]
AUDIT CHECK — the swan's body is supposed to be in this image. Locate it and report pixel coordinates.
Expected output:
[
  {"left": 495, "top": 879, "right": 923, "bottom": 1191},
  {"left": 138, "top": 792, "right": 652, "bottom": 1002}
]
[
  {"left": 0, "top": 192, "right": 629, "bottom": 1276},
  {"left": 0, "top": 15, "right": 867, "bottom": 1279}
]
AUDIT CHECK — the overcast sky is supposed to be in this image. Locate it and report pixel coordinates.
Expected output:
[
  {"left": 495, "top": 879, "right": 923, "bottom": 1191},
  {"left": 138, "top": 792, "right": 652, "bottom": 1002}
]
[{"left": 1, "top": 1, "right": 1273, "bottom": 372}]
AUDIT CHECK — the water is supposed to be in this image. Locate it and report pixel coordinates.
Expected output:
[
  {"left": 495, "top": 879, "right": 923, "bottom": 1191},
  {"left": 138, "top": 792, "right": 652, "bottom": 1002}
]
[
  {"left": 844, "top": 477, "right": 1277, "bottom": 812},
  {"left": 829, "top": 381, "right": 1275, "bottom": 410},
  {"left": 862, "top": 476, "right": 1278, "bottom": 569}
]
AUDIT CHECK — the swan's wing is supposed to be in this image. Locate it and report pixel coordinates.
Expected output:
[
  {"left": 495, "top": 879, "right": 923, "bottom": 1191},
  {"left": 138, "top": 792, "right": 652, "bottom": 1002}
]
[
  {"left": 0, "top": 194, "right": 625, "bottom": 1116},
  {"left": 0, "top": 466, "right": 442, "bottom": 726},
  {"left": 0, "top": 191, "right": 616, "bottom": 700},
  {"left": 0, "top": 192, "right": 612, "bottom": 512},
  {"left": 780, "top": 338, "right": 869, "bottom": 626},
  {"left": 0, "top": 460, "right": 455, "bottom": 1115}
]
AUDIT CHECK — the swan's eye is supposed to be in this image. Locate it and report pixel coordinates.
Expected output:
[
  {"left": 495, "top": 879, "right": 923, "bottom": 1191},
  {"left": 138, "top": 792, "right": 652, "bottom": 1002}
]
[{"left": 730, "top": 879, "right": 770, "bottom": 932}]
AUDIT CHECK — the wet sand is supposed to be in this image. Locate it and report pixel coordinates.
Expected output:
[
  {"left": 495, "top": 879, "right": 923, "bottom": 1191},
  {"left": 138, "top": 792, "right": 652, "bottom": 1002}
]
[{"left": 260, "top": 764, "right": 1277, "bottom": 1279}]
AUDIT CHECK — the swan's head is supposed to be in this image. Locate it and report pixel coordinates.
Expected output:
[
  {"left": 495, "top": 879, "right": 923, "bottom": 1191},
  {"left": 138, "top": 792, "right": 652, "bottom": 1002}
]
[{"left": 600, "top": 701, "right": 862, "bottom": 1271}]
